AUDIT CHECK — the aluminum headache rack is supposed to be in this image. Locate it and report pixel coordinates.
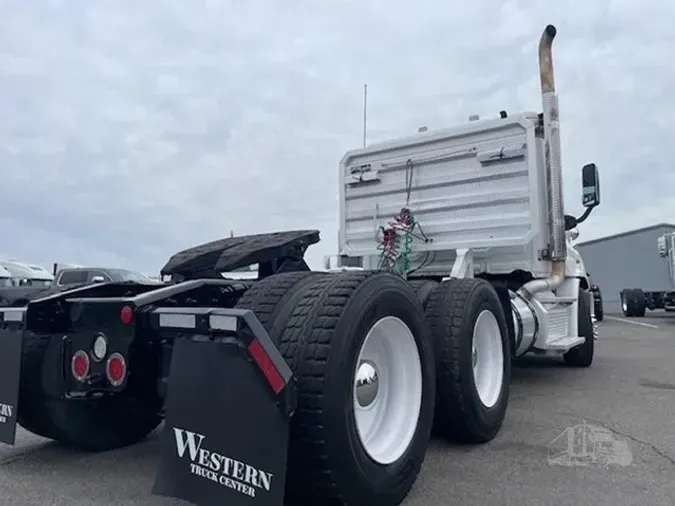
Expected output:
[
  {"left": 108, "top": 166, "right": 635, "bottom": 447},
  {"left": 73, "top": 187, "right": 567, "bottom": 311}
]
[{"left": 0, "top": 305, "right": 297, "bottom": 506}]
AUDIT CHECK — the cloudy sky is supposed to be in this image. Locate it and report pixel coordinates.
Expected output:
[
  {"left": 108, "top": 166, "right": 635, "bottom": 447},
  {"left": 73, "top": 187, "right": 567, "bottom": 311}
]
[{"left": 1, "top": 0, "right": 674, "bottom": 274}]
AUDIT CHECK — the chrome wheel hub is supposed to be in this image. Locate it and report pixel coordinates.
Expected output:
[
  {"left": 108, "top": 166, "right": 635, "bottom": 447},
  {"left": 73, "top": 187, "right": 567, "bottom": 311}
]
[{"left": 355, "top": 361, "right": 379, "bottom": 408}]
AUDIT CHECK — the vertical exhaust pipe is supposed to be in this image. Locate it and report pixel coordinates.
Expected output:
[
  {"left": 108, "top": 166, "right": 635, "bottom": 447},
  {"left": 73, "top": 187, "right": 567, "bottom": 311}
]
[
  {"left": 518, "top": 24, "right": 566, "bottom": 298},
  {"left": 539, "top": 24, "right": 566, "bottom": 264}
]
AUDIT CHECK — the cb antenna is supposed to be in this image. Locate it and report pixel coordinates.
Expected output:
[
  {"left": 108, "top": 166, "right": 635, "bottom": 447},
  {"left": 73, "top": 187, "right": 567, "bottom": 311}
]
[{"left": 362, "top": 83, "right": 368, "bottom": 147}]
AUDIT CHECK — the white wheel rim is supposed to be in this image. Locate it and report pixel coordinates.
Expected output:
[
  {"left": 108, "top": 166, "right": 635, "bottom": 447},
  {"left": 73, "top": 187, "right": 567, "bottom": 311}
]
[
  {"left": 353, "top": 316, "right": 423, "bottom": 465},
  {"left": 472, "top": 310, "right": 504, "bottom": 408}
]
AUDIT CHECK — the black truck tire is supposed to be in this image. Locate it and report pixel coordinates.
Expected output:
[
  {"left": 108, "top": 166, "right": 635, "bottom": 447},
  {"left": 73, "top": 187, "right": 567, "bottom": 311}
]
[
  {"left": 17, "top": 332, "right": 64, "bottom": 441},
  {"left": 592, "top": 288, "right": 604, "bottom": 321},
  {"left": 424, "top": 278, "right": 511, "bottom": 444},
  {"left": 621, "top": 288, "right": 646, "bottom": 317},
  {"left": 632, "top": 289, "right": 647, "bottom": 317},
  {"left": 18, "top": 331, "right": 161, "bottom": 450},
  {"left": 620, "top": 289, "right": 633, "bottom": 316},
  {"left": 234, "top": 270, "right": 327, "bottom": 344},
  {"left": 407, "top": 279, "right": 440, "bottom": 309},
  {"left": 18, "top": 328, "right": 161, "bottom": 452},
  {"left": 275, "top": 271, "right": 436, "bottom": 506},
  {"left": 19, "top": 331, "right": 161, "bottom": 451},
  {"left": 563, "top": 288, "right": 595, "bottom": 367},
  {"left": 35, "top": 396, "right": 162, "bottom": 452},
  {"left": 594, "top": 299, "right": 604, "bottom": 321}
]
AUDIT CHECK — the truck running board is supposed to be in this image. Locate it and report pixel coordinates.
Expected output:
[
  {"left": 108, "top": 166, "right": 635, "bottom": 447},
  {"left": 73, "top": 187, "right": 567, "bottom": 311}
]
[
  {"left": 151, "top": 307, "right": 295, "bottom": 506},
  {"left": 0, "top": 308, "right": 25, "bottom": 446}
]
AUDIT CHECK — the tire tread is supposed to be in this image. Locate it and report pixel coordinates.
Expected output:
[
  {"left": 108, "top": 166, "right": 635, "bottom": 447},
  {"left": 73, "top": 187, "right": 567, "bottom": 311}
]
[{"left": 425, "top": 277, "right": 510, "bottom": 443}]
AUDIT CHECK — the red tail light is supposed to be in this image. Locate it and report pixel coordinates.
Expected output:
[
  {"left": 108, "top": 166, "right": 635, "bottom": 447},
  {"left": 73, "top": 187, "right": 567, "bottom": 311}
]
[
  {"left": 71, "top": 350, "right": 90, "bottom": 382},
  {"left": 106, "top": 353, "right": 127, "bottom": 386},
  {"left": 120, "top": 305, "right": 134, "bottom": 325},
  {"left": 247, "top": 339, "right": 285, "bottom": 394}
]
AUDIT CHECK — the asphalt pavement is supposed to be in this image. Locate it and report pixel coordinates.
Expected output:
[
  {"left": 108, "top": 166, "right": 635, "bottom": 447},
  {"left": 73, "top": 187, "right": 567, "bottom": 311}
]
[{"left": 1, "top": 314, "right": 674, "bottom": 506}]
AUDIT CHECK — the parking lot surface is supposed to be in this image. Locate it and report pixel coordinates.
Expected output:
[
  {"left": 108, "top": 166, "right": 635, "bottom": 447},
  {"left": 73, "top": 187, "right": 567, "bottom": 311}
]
[{"left": 1, "top": 314, "right": 674, "bottom": 506}]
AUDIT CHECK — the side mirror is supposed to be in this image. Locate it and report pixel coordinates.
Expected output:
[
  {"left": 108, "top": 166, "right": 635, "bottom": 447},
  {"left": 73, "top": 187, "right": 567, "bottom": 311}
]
[
  {"left": 582, "top": 163, "right": 600, "bottom": 208},
  {"left": 91, "top": 275, "right": 105, "bottom": 283}
]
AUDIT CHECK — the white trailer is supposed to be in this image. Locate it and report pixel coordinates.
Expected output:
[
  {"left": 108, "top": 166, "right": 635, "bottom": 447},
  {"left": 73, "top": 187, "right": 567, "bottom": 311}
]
[{"left": 621, "top": 232, "right": 675, "bottom": 316}]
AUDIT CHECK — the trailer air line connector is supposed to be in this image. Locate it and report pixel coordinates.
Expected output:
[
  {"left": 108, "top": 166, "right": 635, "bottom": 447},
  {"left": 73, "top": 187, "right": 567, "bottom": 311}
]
[
  {"left": 518, "top": 24, "right": 566, "bottom": 300},
  {"left": 377, "top": 159, "right": 431, "bottom": 276}
]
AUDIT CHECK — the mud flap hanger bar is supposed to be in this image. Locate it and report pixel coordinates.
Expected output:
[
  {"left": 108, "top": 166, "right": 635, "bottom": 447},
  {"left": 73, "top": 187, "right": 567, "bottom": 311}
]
[{"left": 149, "top": 307, "right": 296, "bottom": 418}]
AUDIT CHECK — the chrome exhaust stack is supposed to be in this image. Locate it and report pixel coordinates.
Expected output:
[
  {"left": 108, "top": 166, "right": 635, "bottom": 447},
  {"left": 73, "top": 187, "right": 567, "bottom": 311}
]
[{"left": 518, "top": 24, "right": 567, "bottom": 300}]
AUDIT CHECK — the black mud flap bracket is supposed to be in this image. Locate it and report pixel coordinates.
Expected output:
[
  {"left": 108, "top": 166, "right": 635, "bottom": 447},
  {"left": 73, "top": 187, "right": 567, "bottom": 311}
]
[
  {"left": 0, "top": 308, "right": 26, "bottom": 446},
  {"left": 151, "top": 307, "right": 295, "bottom": 506}
]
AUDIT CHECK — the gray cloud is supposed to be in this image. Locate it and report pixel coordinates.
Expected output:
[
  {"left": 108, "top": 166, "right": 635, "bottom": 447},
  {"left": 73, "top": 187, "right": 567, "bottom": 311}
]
[{"left": 1, "top": 0, "right": 674, "bottom": 272}]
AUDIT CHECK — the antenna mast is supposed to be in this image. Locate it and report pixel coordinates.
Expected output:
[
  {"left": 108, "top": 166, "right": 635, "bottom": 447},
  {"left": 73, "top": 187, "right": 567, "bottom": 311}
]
[{"left": 362, "top": 83, "right": 368, "bottom": 147}]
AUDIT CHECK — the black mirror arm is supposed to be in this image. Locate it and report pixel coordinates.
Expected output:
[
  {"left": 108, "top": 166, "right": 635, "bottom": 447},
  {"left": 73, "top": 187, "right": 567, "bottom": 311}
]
[
  {"left": 575, "top": 206, "right": 593, "bottom": 225},
  {"left": 565, "top": 207, "right": 594, "bottom": 231}
]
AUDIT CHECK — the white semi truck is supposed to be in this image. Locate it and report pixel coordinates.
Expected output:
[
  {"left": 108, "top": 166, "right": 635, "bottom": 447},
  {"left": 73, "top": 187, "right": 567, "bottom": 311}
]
[
  {"left": 336, "top": 25, "right": 600, "bottom": 364},
  {"left": 0, "top": 24, "right": 600, "bottom": 506},
  {"left": 0, "top": 261, "right": 54, "bottom": 286}
]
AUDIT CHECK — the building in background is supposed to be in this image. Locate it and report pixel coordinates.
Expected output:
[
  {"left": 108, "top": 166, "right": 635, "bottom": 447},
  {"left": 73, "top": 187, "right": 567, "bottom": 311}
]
[{"left": 575, "top": 223, "right": 675, "bottom": 314}]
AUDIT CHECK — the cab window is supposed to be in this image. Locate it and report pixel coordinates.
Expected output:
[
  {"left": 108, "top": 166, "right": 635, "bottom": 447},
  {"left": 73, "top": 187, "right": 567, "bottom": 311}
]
[{"left": 57, "top": 270, "right": 88, "bottom": 285}]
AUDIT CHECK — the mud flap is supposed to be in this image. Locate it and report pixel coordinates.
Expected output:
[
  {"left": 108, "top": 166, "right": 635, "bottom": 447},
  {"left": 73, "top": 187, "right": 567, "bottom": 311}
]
[
  {"left": 152, "top": 308, "right": 295, "bottom": 506},
  {"left": 0, "top": 308, "right": 25, "bottom": 445}
]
